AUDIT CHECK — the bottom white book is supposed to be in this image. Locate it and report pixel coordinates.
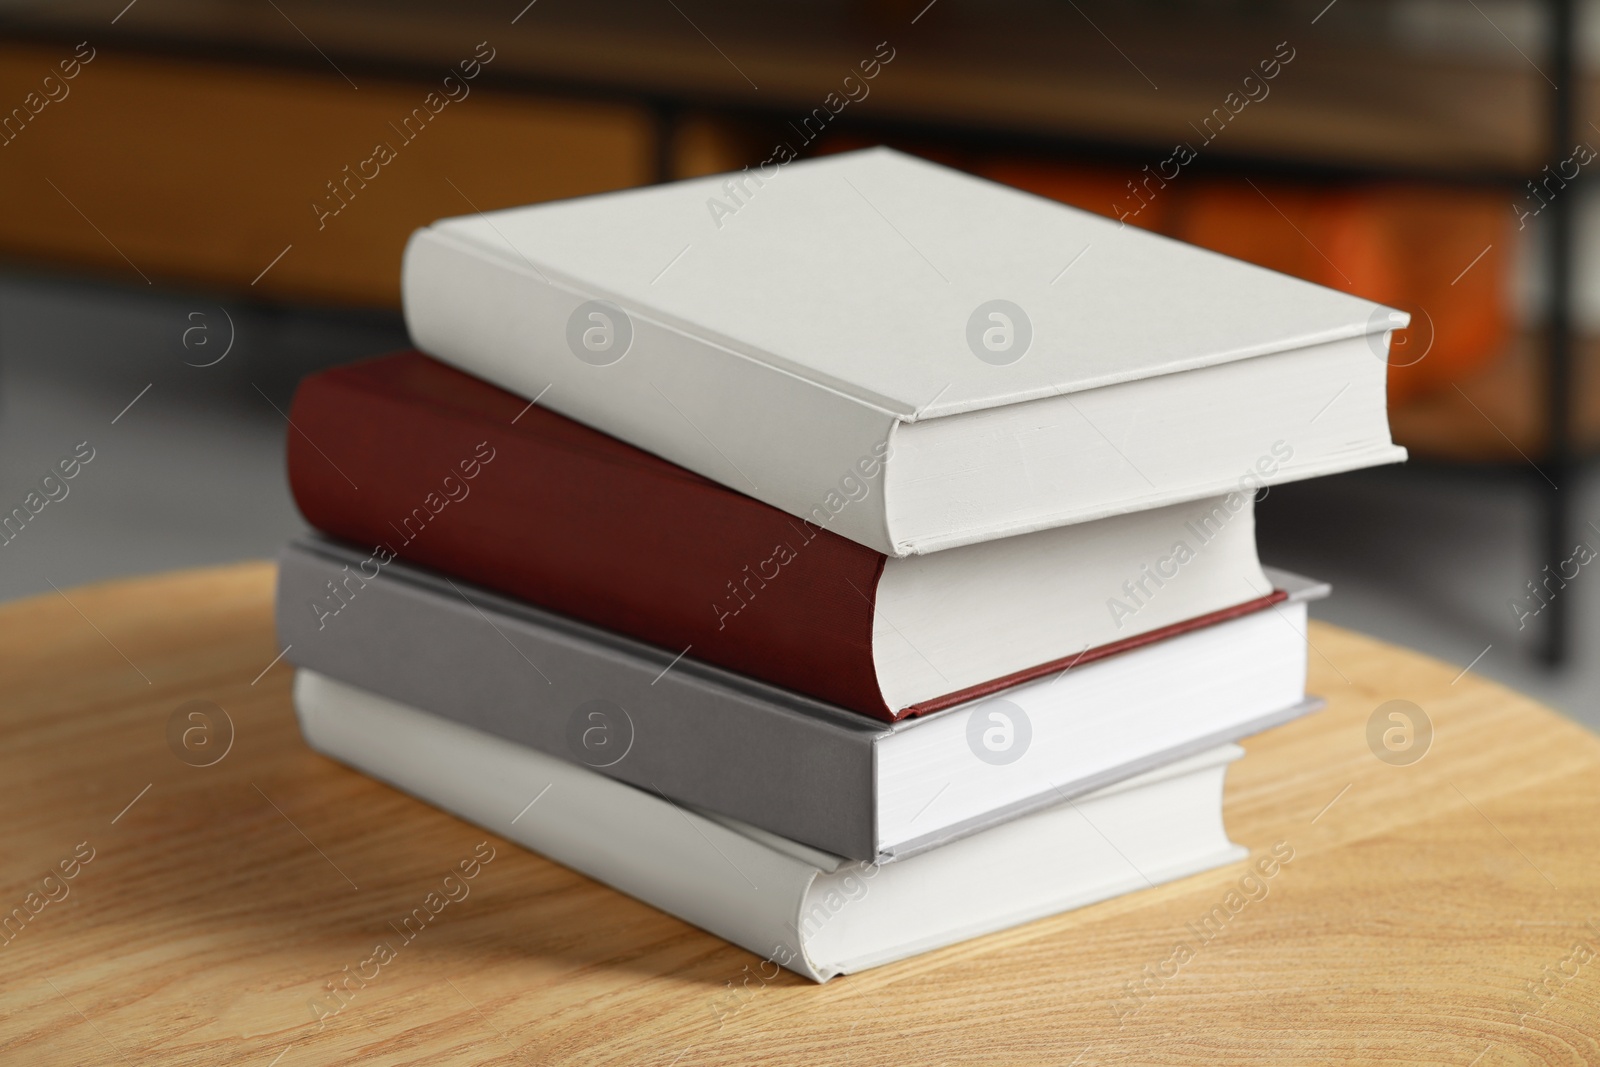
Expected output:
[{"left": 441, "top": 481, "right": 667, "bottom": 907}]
[{"left": 295, "top": 669, "right": 1249, "bottom": 982}]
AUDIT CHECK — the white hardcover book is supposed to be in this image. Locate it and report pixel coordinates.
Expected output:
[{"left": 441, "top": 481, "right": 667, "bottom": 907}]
[
  {"left": 403, "top": 147, "right": 1406, "bottom": 557},
  {"left": 295, "top": 669, "right": 1247, "bottom": 982}
]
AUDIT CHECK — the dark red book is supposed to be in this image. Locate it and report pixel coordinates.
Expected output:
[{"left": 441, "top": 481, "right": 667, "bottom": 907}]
[{"left": 287, "top": 352, "right": 1282, "bottom": 721}]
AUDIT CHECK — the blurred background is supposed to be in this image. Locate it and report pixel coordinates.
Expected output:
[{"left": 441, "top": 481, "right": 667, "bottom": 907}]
[{"left": 1, "top": 0, "right": 1596, "bottom": 725}]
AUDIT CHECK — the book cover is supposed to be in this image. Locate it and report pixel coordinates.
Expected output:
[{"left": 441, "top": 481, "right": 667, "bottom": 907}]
[
  {"left": 277, "top": 535, "right": 1323, "bottom": 861},
  {"left": 286, "top": 351, "right": 1283, "bottom": 719},
  {"left": 295, "top": 667, "right": 1249, "bottom": 983},
  {"left": 403, "top": 147, "right": 1406, "bottom": 554}
]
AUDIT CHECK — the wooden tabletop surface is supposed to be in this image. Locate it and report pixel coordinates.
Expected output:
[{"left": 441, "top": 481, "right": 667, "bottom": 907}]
[{"left": 3, "top": 562, "right": 1598, "bottom": 1065}]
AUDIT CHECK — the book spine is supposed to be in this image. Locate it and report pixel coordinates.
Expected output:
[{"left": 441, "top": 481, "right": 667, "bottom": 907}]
[
  {"left": 285, "top": 356, "right": 894, "bottom": 719},
  {"left": 400, "top": 228, "right": 905, "bottom": 555},
  {"left": 276, "top": 540, "right": 883, "bottom": 861},
  {"left": 293, "top": 669, "right": 832, "bottom": 982}
]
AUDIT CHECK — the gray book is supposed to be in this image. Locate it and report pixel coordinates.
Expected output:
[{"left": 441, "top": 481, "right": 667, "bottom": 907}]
[{"left": 277, "top": 535, "right": 1324, "bottom": 862}]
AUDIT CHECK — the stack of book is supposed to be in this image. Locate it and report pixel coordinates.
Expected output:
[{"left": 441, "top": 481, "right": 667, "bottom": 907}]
[{"left": 275, "top": 148, "right": 1405, "bottom": 981}]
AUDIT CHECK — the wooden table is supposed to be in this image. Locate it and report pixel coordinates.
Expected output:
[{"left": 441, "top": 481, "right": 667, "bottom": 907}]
[{"left": 3, "top": 563, "right": 1598, "bottom": 1065}]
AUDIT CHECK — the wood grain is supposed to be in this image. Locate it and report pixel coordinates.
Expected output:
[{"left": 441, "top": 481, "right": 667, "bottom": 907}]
[{"left": 1, "top": 563, "right": 1598, "bottom": 1065}]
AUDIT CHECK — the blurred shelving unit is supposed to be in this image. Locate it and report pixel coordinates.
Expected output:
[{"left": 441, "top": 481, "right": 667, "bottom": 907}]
[{"left": 0, "top": 0, "right": 1586, "bottom": 658}]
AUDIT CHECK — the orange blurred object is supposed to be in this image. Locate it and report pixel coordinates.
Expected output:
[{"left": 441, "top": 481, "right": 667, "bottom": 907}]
[
  {"left": 978, "top": 154, "right": 1512, "bottom": 407},
  {"left": 1171, "top": 181, "right": 1512, "bottom": 406},
  {"left": 978, "top": 159, "right": 1169, "bottom": 231}
]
